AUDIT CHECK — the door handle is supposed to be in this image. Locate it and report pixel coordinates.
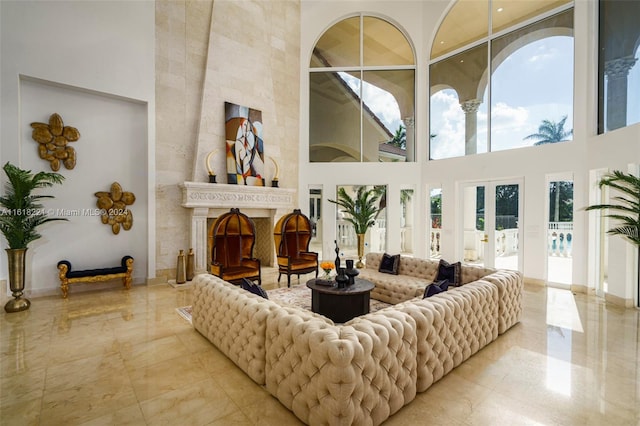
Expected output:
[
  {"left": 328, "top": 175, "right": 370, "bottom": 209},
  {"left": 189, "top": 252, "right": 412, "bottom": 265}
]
[{"left": 480, "top": 234, "right": 489, "bottom": 243}]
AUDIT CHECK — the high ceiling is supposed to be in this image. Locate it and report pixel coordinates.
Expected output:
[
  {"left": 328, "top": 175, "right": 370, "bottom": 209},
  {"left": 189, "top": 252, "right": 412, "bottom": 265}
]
[{"left": 431, "top": 0, "right": 571, "bottom": 59}]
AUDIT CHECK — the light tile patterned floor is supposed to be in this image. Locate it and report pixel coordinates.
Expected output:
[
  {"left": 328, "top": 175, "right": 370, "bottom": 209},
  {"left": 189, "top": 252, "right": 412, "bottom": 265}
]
[{"left": 1, "top": 267, "right": 639, "bottom": 425}]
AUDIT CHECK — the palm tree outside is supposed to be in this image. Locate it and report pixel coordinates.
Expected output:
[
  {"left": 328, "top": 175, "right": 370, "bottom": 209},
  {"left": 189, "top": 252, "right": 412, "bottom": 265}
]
[
  {"left": 387, "top": 125, "right": 406, "bottom": 149},
  {"left": 523, "top": 115, "right": 573, "bottom": 145}
]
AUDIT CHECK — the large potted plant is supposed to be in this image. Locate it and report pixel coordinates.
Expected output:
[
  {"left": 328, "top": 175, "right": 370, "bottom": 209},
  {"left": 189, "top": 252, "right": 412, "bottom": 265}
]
[
  {"left": 329, "top": 186, "right": 382, "bottom": 267},
  {"left": 0, "top": 162, "right": 65, "bottom": 312},
  {"left": 586, "top": 170, "right": 640, "bottom": 308}
]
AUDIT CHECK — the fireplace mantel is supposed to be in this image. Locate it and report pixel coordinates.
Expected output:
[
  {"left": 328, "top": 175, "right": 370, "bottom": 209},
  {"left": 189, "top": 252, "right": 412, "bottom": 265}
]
[
  {"left": 180, "top": 182, "right": 297, "bottom": 273},
  {"left": 180, "top": 182, "right": 296, "bottom": 210}
]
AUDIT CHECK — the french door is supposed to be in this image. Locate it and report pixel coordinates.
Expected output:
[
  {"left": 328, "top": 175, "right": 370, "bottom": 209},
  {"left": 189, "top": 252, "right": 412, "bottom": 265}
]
[{"left": 460, "top": 179, "right": 523, "bottom": 271}]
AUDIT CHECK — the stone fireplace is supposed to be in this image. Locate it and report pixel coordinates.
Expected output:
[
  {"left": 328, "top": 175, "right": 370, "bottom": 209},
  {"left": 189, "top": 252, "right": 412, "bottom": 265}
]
[{"left": 180, "top": 182, "right": 296, "bottom": 274}]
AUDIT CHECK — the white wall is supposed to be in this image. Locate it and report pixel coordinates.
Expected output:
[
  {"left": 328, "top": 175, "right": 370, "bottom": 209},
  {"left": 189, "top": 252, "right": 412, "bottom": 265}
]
[
  {"left": 1, "top": 0, "right": 155, "bottom": 297},
  {"left": 299, "top": 0, "right": 640, "bottom": 304}
]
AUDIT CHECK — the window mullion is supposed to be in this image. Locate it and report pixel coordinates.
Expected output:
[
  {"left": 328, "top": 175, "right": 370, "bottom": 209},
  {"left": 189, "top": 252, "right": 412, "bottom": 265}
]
[
  {"left": 487, "top": 0, "right": 493, "bottom": 154},
  {"left": 360, "top": 14, "right": 364, "bottom": 162}
]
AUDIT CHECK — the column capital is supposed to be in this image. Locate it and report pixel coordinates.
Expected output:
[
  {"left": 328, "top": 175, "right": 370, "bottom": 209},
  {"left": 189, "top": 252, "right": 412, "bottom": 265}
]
[
  {"left": 402, "top": 116, "right": 415, "bottom": 128},
  {"left": 460, "top": 99, "right": 482, "bottom": 114},
  {"left": 604, "top": 56, "right": 638, "bottom": 79}
]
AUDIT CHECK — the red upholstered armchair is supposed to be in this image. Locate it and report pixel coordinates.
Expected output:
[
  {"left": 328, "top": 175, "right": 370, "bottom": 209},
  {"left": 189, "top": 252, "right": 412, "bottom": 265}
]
[
  {"left": 208, "top": 208, "right": 261, "bottom": 285},
  {"left": 274, "top": 209, "right": 318, "bottom": 287}
]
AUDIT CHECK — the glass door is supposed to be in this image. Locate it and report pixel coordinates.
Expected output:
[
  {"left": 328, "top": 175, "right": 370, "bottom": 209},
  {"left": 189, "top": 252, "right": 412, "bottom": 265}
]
[
  {"left": 461, "top": 179, "right": 523, "bottom": 271},
  {"left": 546, "top": 178, "right": 573, "bottom": 285}
]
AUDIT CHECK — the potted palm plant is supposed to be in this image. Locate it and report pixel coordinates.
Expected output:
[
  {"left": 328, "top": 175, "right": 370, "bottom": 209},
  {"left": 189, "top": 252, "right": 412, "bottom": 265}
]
[
  {"left": 0, "top": 162, "right": 65, "bottom": 312},
  {"left": 329, "top": 186, "right": 382, "bottom": 267},
  {"left": 586, "top": 170, "right": 640, "bottom": 308}
]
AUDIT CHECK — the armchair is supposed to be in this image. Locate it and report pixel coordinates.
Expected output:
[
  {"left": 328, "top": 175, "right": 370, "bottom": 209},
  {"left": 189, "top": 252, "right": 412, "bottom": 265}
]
[
  {"left": 274, "top": 209, "right": 318, "bottom": 287},
  {"left": 209, "top": 208, "right": 261, "bottom": 285}
]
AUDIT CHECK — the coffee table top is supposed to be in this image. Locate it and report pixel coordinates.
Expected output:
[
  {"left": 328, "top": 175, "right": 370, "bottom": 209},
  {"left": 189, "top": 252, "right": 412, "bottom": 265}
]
[{"left": 306, "top": 278, "right": 374, "bottom": 295}]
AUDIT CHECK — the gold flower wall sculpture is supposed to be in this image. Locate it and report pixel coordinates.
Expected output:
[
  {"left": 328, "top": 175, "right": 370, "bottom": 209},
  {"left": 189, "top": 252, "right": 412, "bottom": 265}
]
[
  {"left": 30, "top": 113, "right": 80, "bottom": 171},
  {"left": 95, "top": 182, "right": 135, "bottom": 235}
]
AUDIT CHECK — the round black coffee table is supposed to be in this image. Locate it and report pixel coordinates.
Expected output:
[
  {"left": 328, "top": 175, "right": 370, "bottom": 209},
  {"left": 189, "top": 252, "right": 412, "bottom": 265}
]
[{"left": 306, "top": 278, "right": 375, "bottom": 323}]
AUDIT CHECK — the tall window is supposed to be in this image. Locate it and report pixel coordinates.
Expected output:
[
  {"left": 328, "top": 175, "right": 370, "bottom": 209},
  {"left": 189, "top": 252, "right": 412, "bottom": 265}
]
[
  {"left": 430, "top": 1, "right": 574, "bottom": 160},
  {"left": 309, "top": 15, "right": 415, "bottom": 162},
  {"left": 598, "top": 0, "right": 640, "bottom": 133}
]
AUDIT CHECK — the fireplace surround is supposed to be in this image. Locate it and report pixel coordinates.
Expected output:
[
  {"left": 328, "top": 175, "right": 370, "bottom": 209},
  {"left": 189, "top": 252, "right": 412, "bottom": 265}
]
[{"left": 180, "top": 182, "right": 296, "bottom": 274}]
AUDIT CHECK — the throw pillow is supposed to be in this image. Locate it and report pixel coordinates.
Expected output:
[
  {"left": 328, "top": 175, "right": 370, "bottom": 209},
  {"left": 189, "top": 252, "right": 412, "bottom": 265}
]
[
  {"left": 423, "top": 280, "right": 449, "bottom": 298},
  {"left": 378, "top": 253, "right": 400, "bottom": 275},
  {"left": 437, "top": 259, "right": 461, "bottom": 286},
  {"left": 240, "top": 278, "right": 269, "bottom": 299}
]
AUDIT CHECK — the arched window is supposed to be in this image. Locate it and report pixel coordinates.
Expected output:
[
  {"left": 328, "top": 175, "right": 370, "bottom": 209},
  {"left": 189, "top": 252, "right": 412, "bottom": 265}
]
[
  {"left": 430, "top": 1, "right": 574, "bottom": 160},
  {"left": 309, "top": 15, "right": 415, "bottom": 162}
]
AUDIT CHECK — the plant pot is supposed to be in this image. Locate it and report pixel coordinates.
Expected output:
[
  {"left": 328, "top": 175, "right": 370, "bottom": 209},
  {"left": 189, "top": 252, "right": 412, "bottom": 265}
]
[
  {"left": 4, "top": 248, "right": 31, "bottom": 313},
  {"left": 356, "top": 233, "right": 365, "bottom": 268}
]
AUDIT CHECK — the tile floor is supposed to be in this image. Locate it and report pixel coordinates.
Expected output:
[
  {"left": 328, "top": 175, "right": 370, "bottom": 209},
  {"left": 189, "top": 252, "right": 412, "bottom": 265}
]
[{"left": 1, "top": 269, "right": 639, "bottom": 425}]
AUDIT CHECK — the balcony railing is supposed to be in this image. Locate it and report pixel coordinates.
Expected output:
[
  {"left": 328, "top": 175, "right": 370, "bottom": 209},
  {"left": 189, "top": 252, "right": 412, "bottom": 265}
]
[
  {"left": 429, "top": 221, "right": 573, "bottom": 261},
  {"left": 548, "top": 222, "right": 573, "bottom": 257}
]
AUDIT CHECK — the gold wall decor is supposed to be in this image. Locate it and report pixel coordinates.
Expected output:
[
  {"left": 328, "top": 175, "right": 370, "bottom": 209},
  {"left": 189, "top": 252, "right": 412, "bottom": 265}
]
[
  {"left": 30, "top": 113, "right": 80, "bottom": 171},
  {"left": 95, "top": 182, "right": 136, "bottom": 234}
]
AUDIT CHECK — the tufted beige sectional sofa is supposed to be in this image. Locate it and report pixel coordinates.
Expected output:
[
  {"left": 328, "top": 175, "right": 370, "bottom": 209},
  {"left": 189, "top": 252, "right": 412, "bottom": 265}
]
[
  {"left": 192, "top": 254, "right": 522, "bottom": 426},
  {"left": 359, "top": 252, "right": 522, "bottom": 334}
]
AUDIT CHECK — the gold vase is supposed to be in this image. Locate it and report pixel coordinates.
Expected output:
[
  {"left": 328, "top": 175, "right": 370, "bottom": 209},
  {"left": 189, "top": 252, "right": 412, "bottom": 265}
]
[
  {"left": 4, "top": 248, "right": 31, "bottom": 313},
  {"left": 176, "top": 250, "right": 186, "bottom": 284},
  {"left": 356, "top": 233, "right": 365, "bottom": 268},
  {"left": 186, "top": 248, "right": 195, "bottom": 281}
]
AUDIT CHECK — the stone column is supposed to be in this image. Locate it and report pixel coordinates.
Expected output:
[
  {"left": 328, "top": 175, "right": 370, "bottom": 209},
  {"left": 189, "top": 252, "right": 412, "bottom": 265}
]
[
  {"left": 460, "top": 99, "right": 482, "bottom": 155},
  {"left": 191, "top": 208, "right": 209, "bottom": 274},
  {"left": 604, "top": 56, "right": 638, "bottom": 131},
  {"left": 402, "top": 116, "right": 415, "bottom": 162}
]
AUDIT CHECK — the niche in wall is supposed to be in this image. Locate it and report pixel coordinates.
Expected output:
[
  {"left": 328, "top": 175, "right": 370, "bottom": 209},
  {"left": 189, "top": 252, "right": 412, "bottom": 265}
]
[{"left": 18, "top": 76, "right": 148, "bottom": 295}]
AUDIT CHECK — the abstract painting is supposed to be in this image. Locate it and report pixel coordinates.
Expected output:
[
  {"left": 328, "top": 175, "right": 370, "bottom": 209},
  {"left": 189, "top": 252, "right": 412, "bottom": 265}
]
[{"left": 225, "top": 102, "right": 265, "bottom": 186}]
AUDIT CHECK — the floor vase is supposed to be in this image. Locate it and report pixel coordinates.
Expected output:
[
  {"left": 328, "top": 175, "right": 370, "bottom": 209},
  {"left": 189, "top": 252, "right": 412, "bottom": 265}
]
[
  {"left": 5, "top": 248, "right": 30, "bottom": 313},
  {"left": 356, "top": 234, "right": 365, "bottom": 268}
]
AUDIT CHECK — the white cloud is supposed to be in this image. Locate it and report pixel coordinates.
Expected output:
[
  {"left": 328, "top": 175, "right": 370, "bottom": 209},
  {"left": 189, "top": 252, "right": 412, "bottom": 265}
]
[{"left": 430, "top": 89, "right": 465, "bottom": 159}]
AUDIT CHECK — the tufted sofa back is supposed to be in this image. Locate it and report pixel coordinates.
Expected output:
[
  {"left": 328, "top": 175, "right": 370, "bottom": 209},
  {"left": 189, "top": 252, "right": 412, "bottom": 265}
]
[
  {"left": 482, "top": 269, "right": 523, "bottom": 333},
  {"left": 266, "top": 307, "right": 418, "bottom": 426},
  {"left": 395, "top": 280, "right": 499, "bottom": 392},
  {"left": 192, "top": 274, "right": 332, "bottom": 384},
  {"left": 364, "top": 252, "right": 439, "bottom": 281}
]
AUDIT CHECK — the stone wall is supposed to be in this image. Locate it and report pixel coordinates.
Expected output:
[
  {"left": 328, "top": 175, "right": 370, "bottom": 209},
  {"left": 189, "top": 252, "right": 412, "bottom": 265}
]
[{"left": 155, "top": 0, "right": 301, "bottom": 281}]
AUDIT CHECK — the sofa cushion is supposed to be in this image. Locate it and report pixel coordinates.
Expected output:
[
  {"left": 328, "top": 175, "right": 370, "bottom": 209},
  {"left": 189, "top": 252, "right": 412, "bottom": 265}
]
[
  {"left": 379, "top": 253, "right": 400, "bottom": 275},
  {"left": 437, "top": 259, "right": 461, "bottom": 286},
  {"left": 424, "top": 280, "right": 449, "bottom": 298},
  {"left": 241, "top": 278, "right": 269, "bottom": 299}
]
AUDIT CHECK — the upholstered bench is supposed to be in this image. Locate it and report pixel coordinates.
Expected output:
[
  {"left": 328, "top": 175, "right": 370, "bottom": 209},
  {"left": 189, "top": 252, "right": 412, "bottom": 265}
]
[{"left": 57, "top": 256, "right": 134, "bottom": 298}]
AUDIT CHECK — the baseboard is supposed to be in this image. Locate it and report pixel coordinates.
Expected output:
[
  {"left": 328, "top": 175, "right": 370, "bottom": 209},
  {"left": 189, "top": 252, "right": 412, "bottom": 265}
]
[
  {"left": 604, "top": 292, "right": 635, "bottom": 308},
  {"left": 570, "top": 284, "right": 595, "bottom": 295},
  {"left": 147, "top": 276, "right": 169, "bottom": 285},
  {"left": 524, "top": 277, "right": 546, "bottom": 287},
  {"left": 0, "top": 280, "right": 7, "bottom": 305}
]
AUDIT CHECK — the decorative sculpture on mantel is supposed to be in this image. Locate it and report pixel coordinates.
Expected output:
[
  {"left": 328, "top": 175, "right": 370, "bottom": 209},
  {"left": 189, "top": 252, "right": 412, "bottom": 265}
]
[
  {"left": 206, "top": 149, "right": 218, "bottom": 183},
  {"left": 270, "top": 157, "right": 280, "bottom": 187},
  {"left": 30, "top": 113, "right": 80, "bottom": 171},
  {"left": 95, "top": 182, "right": 135, "bottom": 235}
]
